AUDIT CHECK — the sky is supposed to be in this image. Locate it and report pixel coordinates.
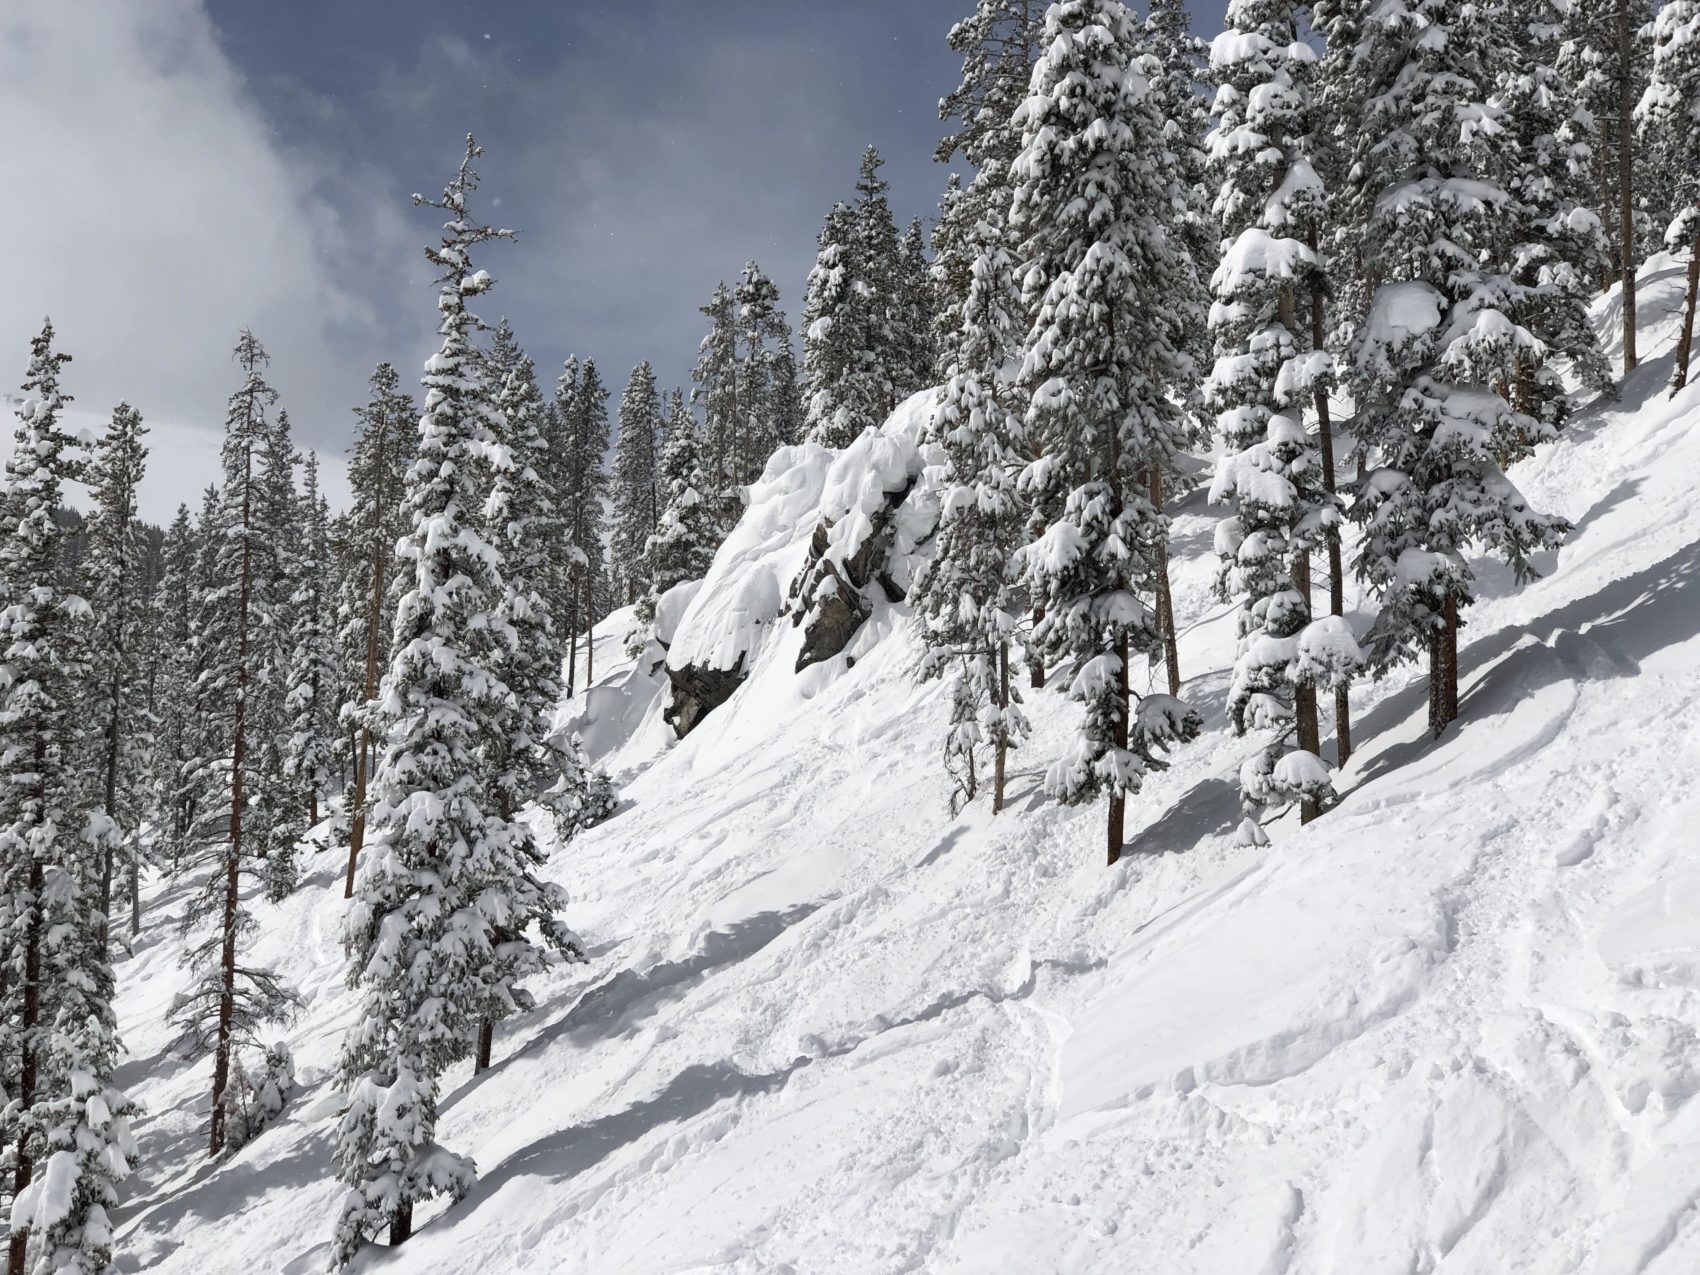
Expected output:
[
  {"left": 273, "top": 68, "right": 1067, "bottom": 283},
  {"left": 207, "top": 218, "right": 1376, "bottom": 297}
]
[{"left": 1, "top": 0, "right": 1225, "bottom": 522}]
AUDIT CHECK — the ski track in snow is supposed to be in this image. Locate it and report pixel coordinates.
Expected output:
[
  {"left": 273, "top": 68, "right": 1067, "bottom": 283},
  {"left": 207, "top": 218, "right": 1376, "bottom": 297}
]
[{"left": 106, "top": 257, "right": 1700, "bottom": 1274}]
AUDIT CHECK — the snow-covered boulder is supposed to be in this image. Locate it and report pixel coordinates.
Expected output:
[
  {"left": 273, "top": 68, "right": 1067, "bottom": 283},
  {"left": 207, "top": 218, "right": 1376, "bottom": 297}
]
[{"left": 662, "top": 390, "right": 940, "bottom": 733}]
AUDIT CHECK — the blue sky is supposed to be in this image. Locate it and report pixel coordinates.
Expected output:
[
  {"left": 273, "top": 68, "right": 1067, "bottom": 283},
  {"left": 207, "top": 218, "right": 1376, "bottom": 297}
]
[{"left": 3, "top": 0, "right": 1225, "bottom": 518}]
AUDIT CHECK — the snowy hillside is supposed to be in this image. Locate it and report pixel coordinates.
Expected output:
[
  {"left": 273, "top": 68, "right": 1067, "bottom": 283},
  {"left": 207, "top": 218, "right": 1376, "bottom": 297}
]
[{"left": 110, "top": 259, "right": 1700, "bottom": 1274}]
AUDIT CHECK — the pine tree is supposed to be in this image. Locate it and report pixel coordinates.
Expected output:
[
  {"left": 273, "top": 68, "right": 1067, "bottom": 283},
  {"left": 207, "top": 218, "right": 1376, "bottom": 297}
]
[
  {"left": 611, "top": 360, "right": 664, "bottom": 603},
  {"left": 151, "top": 503, "right": 199, "bottom": 868},
  {"left": 1493, "top": 3, "right": 1615, "bottom": 412},
  {"left": 82, "top": 401, "right": 155, "bottom": 939},
  {"left": 894, "top": 218, "right": 939, "bottom": 398},
  {"left": 281, "top": 452, "right": 338, "bottom": 843},
  {"left": 692, "top": 282, "right": 742, "bottom": 502},
  {"left": 912, "top": 150, "right": 1031, "bottom": 816},
  {"left": 632, "top": 390, "right": 719, "bottom": 652},
  {"left": 1340, "top": 0, "right": 1572, "bottom": 738},
  {"left": 0, "top": 322, "right": 139, "bottom": 1275},
  {"left": 169, "top": 330, "right": 300, "bottom": 1158},
  {"left": 1011, "top": 0, "right": 1203, "bottom": 866},
  {"left": 1638, "top": 0, "right": 1700, "bottom": 393},
  {"left": 734, "top": 261, "right": 802, "bottom": 467},
  {"left": 1206, "top": 0, "right": 1362, "bottom": 841},
  {"left": 802, "top": 203, "right": 862, "bottom": 447},
  {"left": 338, "top": 363, "right": 415, "bottom": 899},
  {"left": 251, "top": 410, "right": 302, "bottom": 900},
  {"left": 559, "top": 358, "right": 611, "bottom": 692},
  {"left": 334, "top": 138, "right": 580, "bottom": 1263}
]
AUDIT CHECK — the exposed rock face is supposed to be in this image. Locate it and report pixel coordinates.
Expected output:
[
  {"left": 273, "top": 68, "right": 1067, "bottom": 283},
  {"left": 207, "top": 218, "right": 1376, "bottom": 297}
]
[
  {"left": 787, "top": 475, "right": 916, "bottom": 672},
  {"left": 664, "top": 659, "right": 747, "bottom": 738}
]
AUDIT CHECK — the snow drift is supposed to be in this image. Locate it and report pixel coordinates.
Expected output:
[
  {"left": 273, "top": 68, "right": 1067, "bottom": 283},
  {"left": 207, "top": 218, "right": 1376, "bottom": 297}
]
[{"left": 109, "top": 257, "right": 1700, "bottom": 1273}]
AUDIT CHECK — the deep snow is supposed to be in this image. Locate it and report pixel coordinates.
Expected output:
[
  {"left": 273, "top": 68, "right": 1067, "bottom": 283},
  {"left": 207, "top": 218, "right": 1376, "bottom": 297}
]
[{"left": 107, "top": 256, "right": 1700, "bottom": 1274}]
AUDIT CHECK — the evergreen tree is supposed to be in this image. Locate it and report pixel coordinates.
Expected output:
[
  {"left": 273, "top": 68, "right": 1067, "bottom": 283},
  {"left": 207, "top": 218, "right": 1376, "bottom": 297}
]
[
  {"left": 151, "top": 503, "right": 199, "bottom": 867},
  {"left": 610, "top": 361, "right": 663, "bottom": 603},
  {"left": 734, "top": 261, "right": 802, "bottom": 466},
  {"left": 1493, "top": 3, "right": 1615, "bottom": 411},
  {"left": 1638, "top": 0, "right": 1700, "bottom": 393},
  {"left": 82, "top": 401, "right": 155, "bottom": 939},
  {"left": 894, "top": 218, "right": 939, "bottom": 399},
  {"left": 1206, "top": 0, "right": 1362, "bottom": 841},
  {"left": 251, "top": 410, "right": 302, "bottom": 900},
  {"left": 692, "top": 282, "right": 742, "bottom": 499},
  {"left": 169, "top": 330, "right": 299, "bottom": 1158},
  {"left": 0, "top": 322, "right": 140, "bottom": 1275},
  {"left": 1011, "top": 0, "right": 1203, "bottom": 866},
  {"left": 281, "top": 452, "right": 338, "bottom": 841},
  {"left": 334, "top": 138, "right": 579, "bottom": 1263},
  {"left": 1340, "top": 0, "right": 1571, "bottom": 737},
  {"left": 559, "top": 358, "right": 611, "bottom": 692},
  {"left": 802, "top": 203, "right": 862, "bottom": 447},
  {"left": 632, "top": 390, "right": 719, "bottom": 653},
  {"left": 913, "top": 152, "right": 1031, "bottom": 816},
  {"left": 338, "top": 363, "right": 415, "bottom": 899}
]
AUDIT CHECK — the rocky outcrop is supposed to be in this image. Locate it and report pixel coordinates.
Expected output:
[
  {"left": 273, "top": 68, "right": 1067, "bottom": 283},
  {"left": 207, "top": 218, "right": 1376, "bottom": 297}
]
[
  {"left": 787, "top": 475, "right": 915, "bottom": 672},
  {"left": 664, "top": 659, "right": 748, "bottom": 738}
]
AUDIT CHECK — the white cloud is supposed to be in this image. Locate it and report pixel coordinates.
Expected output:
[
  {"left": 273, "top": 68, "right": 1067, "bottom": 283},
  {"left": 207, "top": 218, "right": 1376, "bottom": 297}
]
[{"left": 0, "top": 0, "right": 400, "bottom": 519}]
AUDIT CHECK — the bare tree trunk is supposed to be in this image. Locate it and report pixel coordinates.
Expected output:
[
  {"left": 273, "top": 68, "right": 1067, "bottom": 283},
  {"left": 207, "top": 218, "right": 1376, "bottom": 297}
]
[
  {"left": 1294, "top": 557, "right": 1322, "bottom": 824},
  {"left": 389, "top": 1202, "right": 413, "bottom": 1248},
  {"left": 1675, "top": 232, "right": 1700, "bottom": 395},
  {"left": 992, "top": 643, "right": 1009, "bottom": 815},
  {"left": 475, "top": 1018, "right": 494, "bottom": 1074},
  {"left": 130, "top": 847, "right": 141, "bottom": 936},
  {"left": 1150, "top": 468, "right": 1180, "bottom": 696},
  {"left": 1028, "top": 602, "right": 1045, "bottom": 689},
  {"left": 566, "top": 592, "right": 579, "bottom": 697},
  {"left": 585, "top": 575, "right": 595, "bottom": 687},
  {"left": 1310, "top": 275, "right": 1352, "bottom": 767},
  {"left": 1618, "top": 0, "right": 1638, "bottom": 373},
  {"left": 1442, "top": 592, "right": 1460, "bottom": 729},
  {"left": 6, "top": 852, "right": 44, "bottom": 1275},
  {"left": 1428, "top": 626, "right": 1446, "bottom": 739},
  {"left": 1107, "top": 633, "right": 1129, "bottom": 867}
]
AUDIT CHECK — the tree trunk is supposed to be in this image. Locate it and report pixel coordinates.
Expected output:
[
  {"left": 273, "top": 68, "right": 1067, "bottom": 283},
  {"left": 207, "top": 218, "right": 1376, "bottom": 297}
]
[
  {"left": 1428, "top": 626, "right": 1446, "bottom": 739},
  {"left": 1107, "top": 633, "right": 1129, "bottom": 867},
  {"left": 1150, "top": 469, "right": 1180, "bottom": 697},
  {"left": 566, "top": 593, "right": 579, "bottom": 697},
  {"left": 1293, "top": 557, "right": 1321, "bottom": 825},
  {"left": 584, "top": 575, "right": 595, "bottom": 687},
  {"left": 389, "top": 1201, "right": 413, "bottom": 1248},
  {"left": 1310, "top": 277, "right": 1352, "bottom": 768},
  {"left": 7, "top": 854, "right": 44, "bottom": 1275},
  {"left": 992, "top": 642, "right": 1009, "bottom": 816},
  {"left": 1443, "top": 592, "right": 1460, "bottom": 729},
  {"left": 1618, "top": 0, "right": 1638, "bottom": 374},
  {"left": 1028, "top": 602, "right": 1045, "bottom": 689},
  {"left": 475, "top": 1017, "right": 494, "bottom": 1074},
  {"left": 130, "top": 844, "right": 141, "bottom": 936},
  {"left": 1674, "top": 232, "right": 1700, "bottom": 395},
  {"left": 98, "top": 665, "right": 121, "bottom": 952}
]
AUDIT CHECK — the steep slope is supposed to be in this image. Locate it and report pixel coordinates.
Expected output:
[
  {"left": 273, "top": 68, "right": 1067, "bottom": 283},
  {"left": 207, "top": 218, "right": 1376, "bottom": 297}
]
[{"left": 109, "top": 259, "right": 1700, "bottom": 1274}]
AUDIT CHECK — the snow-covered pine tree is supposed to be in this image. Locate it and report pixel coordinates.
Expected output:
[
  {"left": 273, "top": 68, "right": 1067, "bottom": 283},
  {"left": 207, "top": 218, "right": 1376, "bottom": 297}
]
[
  {"left": 912, "top": 149, "right": 1031, "bottom": 816},
  {"left": 850, "top": 146, "right": 903, "bottom": 417},
  {"left": 1557, "top": 0, "right": 1658, "bottom": 371},
  {"left": 1011, "top": 0, "right": 1204, "bottom": 867},
  {"left": 82, "top": 400, "right": 155, "bottom": 939},
  {"left": 0, "top": 321, "right": 140, "bottom": 1275},
  {"left": 1638, "top": 0, "right": 1700, "bottom": 393},
  {"left": 693, "top": 281, "right": 741, "bottom": 501},
  {"left": 611, "top": 360, "right": 663, "bottom": 604},
  {"left": 632, "top": 389, "right": 719, "bottom": 653},
  {"left": 150, "top": 503, "right": 199, "bottom": 868},
  {"left": 1491, "top": 3, "right": 1615, "bottom": 416},
  {"left": 169, "top": 330, "right": 300, "bottom": 1158},
  {"left": 281, "top": 452, "right": 338, "bottom": 845},
  {"left": 1340, "top": 0, "right": 1571, "bottom": 738},
  {"left": 1206, "top": 0, "right": 1362, "bottom": 841},
  {"left": 338, "top": 362, "right": 415, "bottom": 899},
  {"left": 560, "top": 358, "right": 611, "bottom": 691},
  {"left": 485, "top": 329, "right": 615, "bottom": 872},
  {"left": 894, "top": 218, "right": 939, "bottom": 399},
  {"left": 334, "top": 138, "right": 581, "bottom": 1262},
  {"left": 802, "top": 202, "right": 862, "bottom": 448},
  {"left": 735, "top": 261, "right": 802, "bottom": 465}
]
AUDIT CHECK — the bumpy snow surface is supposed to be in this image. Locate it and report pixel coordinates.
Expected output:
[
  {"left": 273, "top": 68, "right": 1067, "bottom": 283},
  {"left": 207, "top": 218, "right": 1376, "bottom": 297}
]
[{"left": 114, "top": 262, "right": 1700, "bottom": 1273}]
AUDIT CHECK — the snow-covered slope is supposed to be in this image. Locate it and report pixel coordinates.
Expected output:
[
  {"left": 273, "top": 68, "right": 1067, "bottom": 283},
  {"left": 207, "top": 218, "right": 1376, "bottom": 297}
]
[{"left": 111, "top": 258, "right": 1700, "bottom": 1274}]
